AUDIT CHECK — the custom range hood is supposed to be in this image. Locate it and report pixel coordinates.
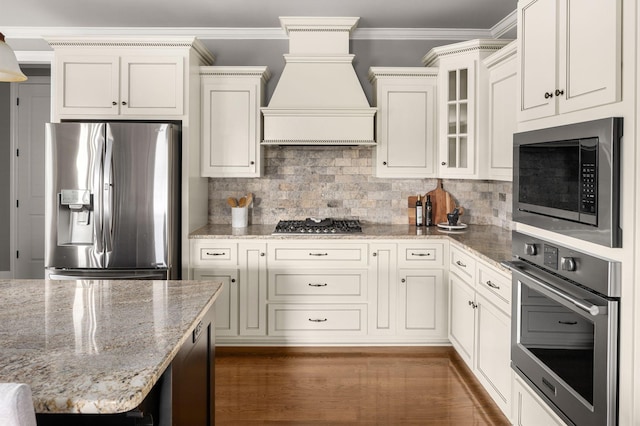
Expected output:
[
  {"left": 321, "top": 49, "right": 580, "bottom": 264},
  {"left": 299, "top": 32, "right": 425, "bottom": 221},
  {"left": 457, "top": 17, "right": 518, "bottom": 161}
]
[{"left": 261, "top": 17, "right": 376, "bottom": 145}]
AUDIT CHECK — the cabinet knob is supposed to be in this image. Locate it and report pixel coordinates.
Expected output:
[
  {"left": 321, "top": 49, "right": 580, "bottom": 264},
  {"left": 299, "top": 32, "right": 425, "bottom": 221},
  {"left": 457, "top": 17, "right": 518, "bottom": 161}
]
[
  {"left": 112, "top": 101, "right": 117, "bottom": 106},
  {"left": 555, "top": 89, "right": 565, "bottom": 96},
  {"left": 122, "top": 101, "right": 127, "bottom": 105},
  {"left": 372, "top": 252, "right": 377, "bottom": 257},
  {"left": 401, "top": 278, "right": 406, "bottom": 283},
  {"left": 231, "top": 278, "right": 236, "bottom": 283},
  {"left": 260, "top": 252, "right": 265, "bottom": 257},
  {"left": 441, "top": 162, "right": 446, "bottom": 166},
  {"left": 382, "top": 161, "right": 387, "bottom": 166},
  {"left": 544, "top": 92, "right": 554, "bottom": 99},
  {"left": 250, "top": 161, "right": 255, "bottom": 165}
]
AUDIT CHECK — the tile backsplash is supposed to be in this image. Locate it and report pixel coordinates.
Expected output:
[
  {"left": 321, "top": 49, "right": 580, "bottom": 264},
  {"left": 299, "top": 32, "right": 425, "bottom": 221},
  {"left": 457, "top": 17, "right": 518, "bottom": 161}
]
[{"left": 208, "top": 146, "right": 513, "bottom": 229}]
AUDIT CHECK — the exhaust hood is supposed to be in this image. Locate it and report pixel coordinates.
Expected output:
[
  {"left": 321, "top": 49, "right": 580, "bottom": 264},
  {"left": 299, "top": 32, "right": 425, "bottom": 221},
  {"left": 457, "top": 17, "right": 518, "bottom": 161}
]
[{"left": 261, "top": 17, "right": 376, "bottom": 146}]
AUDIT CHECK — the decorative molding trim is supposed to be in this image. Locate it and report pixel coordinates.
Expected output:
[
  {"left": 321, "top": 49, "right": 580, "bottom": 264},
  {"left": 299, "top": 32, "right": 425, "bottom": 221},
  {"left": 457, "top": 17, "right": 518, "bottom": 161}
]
[
  {"left": 15, "top": 50, "right": 54, "bottom": 63},
  {"left": 422, "top": 38, "right": 512, "bottom": 66},
  {"left": 482, "top": 40, "right": 517, "bottom": 69},
  {"left": 368, "top": 67, "right": 439, "bottom": 82},
  {"left": 491, "top": 10, "right": 518, "bottom": 39},
  {"left": 261, "top": 139, "right": 376, "bottom": 146},
  {"left": 199, "top": 66, "right": 271, "bottom": 81}
]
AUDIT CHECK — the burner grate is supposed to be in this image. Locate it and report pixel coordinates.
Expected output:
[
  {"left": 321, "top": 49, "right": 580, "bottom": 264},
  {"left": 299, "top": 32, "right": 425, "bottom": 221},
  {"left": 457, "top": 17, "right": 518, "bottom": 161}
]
[{"left": 273, "top": 218, "right": 362, "bottom": 235}]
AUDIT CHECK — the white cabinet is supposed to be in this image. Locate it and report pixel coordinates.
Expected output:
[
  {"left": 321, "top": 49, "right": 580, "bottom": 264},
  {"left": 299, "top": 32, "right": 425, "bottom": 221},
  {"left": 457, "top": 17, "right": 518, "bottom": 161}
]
[
  {"left": 368, "top": 244, "right": 397, "bottom": 335},
  {"left": 513, "top": 375, "right": 568, "bottom": 426},
  {"left": 517, "top": 0, "right": 621, "bottom": 121},
  {"left": 53, "top": 52, "right": 185, "bottom": 118},
  {"left": 368, "top": 68, "right": 438, "bottom": 178},
  {"left": 484, "top": 41, "right": 517, "bottom": 181},
  {"left": 423, "top": 39, "right": 511, "bottom": 179},
  {"left": 193, "top": 269, "right": 239, "bottom": 337},
  {"left": 448, "top": 244, "right": 512, "bottom": 419},
  {"left": 200, "top": 67, "right": 270, "bottom": 177},
  {"left": 239, "top": 242, "right": 268, "bottom": 336}
]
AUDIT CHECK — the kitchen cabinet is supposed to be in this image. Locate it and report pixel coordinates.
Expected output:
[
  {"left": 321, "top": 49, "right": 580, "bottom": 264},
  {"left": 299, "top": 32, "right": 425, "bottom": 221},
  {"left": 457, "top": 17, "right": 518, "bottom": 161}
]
[
  {"left": 369, "top": 243, "right": 397, "bottom": 335},
  {"left": 200, "top": 67, "right": 270, "bottom": 177},
  {"left": 517, "top": 0, "right": 621, "bottom": 122},
  {"left": 448, "top": 244, "right": 512, "bottom": 419},
  {"left": 53, "top": 53, "right": 184, "bottom": 118},
  {"left": 513, "top": 375, "right": 568, "bottom": 426},
  {"left": 239, "top": 242, "right": 268, "bottom": 336},
  {"left": 423, "top": 39, "right": 511, "bottom": 179},
  {"left": 193, "top": 269, "right": 239, "bottom": 337},
  {"left": 484, "top": 41, "right": 517, "bottom": 181},
  {"left": 368, "top": 68, "right": 438, "bottom": 178}
]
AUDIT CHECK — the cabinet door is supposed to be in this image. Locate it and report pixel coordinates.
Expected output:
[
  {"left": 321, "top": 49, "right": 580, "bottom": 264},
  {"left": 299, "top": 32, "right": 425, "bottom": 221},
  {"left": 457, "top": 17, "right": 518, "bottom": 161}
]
[
  {"left": 397, "top": 268, "right": 447, "bottom": 339},
  {"left": 193, "top": 269, "right": 239, "bottom": 337},
  {"left": 514, "top": 375, "right": 567, "bottom": 426},
  {"left": 239, "top": 243, "right": 267, "bottom": 336},
  {"left": 518, "top": 0, "right": 557, "bottom": 121},
  {"left": 439, "top": 58, "right": 477, "bottom": 177},
  {"left": 449, "top": 273, "right": 475, "bottom": 368},
  {"left": 376, "top": 81, "right": 436, "bottom": 178},
  {"left": 557, "top": 0, "right": 621, "bottom": 114},
  {"left": 475, "top": 293, "right": 512, "bottom": 416},
  {"left": 369, "top": 244, "right": 397, "bottom": 335},
  {"left": 201, "top": 80, "right": 259, "bottom": 177},
  {"left": 55, "top": 55, "right": 120, "bottom": 116},
  {"left": 120, "top": 56, "right": 184, "bottom": 115}
]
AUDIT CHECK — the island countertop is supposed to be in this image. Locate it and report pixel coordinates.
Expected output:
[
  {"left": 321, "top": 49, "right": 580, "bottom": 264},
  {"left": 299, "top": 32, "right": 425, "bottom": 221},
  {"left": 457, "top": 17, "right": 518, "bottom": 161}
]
[{"left": 0, "top": 279, "right": 223, "bottom": 414}]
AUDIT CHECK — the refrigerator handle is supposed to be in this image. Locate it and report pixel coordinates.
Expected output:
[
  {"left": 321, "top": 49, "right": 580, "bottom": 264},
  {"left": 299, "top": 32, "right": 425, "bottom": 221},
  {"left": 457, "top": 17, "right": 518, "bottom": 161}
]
[{"left": 104, "top": 136, "right": 114, "bottom": 257}]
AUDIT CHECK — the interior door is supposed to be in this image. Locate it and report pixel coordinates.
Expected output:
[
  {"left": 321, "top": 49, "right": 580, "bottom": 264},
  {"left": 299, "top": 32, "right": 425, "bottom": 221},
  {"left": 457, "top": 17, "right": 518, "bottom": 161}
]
[{"left": 14, "top": 77, "right": 51, "bottom": 278}]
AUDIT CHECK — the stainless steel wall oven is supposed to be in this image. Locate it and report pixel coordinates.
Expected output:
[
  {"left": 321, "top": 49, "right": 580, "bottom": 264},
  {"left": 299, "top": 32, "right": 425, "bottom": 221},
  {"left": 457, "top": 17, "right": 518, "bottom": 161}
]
[
  {"left": 504, "top": 231, "right": 620, "bottom": 426},
  {"left": 513, "top": 117, "right": 623, "bottom": 248}
]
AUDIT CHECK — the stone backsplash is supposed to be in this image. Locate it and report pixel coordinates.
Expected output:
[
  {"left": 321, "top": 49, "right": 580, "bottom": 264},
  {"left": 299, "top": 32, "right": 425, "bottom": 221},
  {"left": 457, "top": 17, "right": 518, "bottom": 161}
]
[{"left": 208, "top": 146, "right": 513, "bottom": 229}]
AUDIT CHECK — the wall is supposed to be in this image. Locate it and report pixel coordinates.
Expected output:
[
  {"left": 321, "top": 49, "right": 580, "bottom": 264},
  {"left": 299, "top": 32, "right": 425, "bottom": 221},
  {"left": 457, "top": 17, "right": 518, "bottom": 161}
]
[
  {"left": 0, "top": 84, "right": 10, "bottom": 271},
  {"left": 208, "top": 146, "right": 512, "bottom": 228}
]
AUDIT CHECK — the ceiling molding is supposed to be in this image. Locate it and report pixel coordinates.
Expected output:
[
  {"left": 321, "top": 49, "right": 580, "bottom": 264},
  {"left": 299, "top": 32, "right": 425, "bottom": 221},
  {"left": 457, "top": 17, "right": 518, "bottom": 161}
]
[
  {"left": 15, "top": 50, "right": 54, "bottom": 63},
  {"left": 2, "top": 11, "right": 516, "bottom": 42}
]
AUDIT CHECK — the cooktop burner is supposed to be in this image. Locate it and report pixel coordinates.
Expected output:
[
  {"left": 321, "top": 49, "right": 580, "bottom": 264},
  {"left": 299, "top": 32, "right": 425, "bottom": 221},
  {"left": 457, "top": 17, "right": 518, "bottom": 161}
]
[{"left": 273, "top": 218, "right": 362, "bottom": 235}]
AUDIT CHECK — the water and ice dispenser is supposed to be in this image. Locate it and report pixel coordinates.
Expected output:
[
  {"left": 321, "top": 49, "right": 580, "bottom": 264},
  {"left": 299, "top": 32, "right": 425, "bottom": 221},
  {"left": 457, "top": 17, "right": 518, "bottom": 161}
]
[{"left": 58, "top": 189, "right": 93, "bottom": 245}]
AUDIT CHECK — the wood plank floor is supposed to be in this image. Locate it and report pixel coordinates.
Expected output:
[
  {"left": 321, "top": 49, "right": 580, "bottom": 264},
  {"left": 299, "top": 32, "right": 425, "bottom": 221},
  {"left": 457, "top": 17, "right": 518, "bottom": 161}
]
[{"left": 215, "top": 346, "right": 510, "bottom": 425}]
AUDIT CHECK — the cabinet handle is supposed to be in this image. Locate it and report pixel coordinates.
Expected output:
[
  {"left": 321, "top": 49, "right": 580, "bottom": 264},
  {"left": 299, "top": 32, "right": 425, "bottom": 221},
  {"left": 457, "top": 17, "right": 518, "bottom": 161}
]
[
  {"left": 308, "top": 283, "right": 328, "bottom": 287},
  {"left": 411, "top": 252, "right": 431, "bottom": 257},
  {"left": 455, "top": 260, "right": 467, "bottom": 268},
  {"left": 206, "top": 252, "right": 226, "bottom": 256},
  {"left": 112, "top": 101, "right": 117, "bottom": 106},
  {"left": 468, "top": 301, "right": 478, "bottom": 309},
  {"left": 309, "top": 252, "right": 328, "bottom": 256},
  {"left": 559, "top": 320, "right": 578, "bottom": 325},
  {"left": 122, "top": 101, "right": 127, "bottom": 105},
  {"left": 555, "top": 89, "right": 564, "bottom": 96},
  {"left": 544, "top": 92, "right": 554, "bottom": 99},
  {"left": 486, "top": 280, "right": 500, "bottom": 289},
  {"left": 308, "top": 318, "right": 328, "bottom": 322}
]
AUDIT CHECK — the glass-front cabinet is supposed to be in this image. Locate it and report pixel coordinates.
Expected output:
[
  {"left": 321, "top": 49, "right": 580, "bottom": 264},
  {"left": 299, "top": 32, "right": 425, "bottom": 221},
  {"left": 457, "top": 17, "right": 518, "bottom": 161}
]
[{"left": 423, "top": 39, "right": 511, "bottom": 178}]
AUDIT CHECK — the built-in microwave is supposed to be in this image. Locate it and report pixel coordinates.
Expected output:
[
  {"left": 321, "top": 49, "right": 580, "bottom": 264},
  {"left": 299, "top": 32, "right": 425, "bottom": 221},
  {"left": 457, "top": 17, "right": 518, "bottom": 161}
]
[{"left": 513, "top": 117, "right": 623, "bottom": 248}]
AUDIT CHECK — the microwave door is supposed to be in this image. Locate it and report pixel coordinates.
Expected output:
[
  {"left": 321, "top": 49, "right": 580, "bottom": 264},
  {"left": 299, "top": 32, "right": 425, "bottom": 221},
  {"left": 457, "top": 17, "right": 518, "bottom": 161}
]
[
  {"left": 104, "top": 123, "right": 174, "bottom": 270},
  {"left": 44, "top": 122, "right": 106, "bottom": 269}
]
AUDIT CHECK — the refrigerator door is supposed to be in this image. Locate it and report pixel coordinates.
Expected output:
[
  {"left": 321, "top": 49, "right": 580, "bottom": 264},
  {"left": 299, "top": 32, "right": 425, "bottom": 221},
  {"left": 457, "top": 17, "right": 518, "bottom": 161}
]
[
  {"left": 46, "top": 268, "right": 168, "bottom": 280},
  {"left": 44, "top": 123, "right": 105, "bottom": 269},
  {"left": 104, "top": 123, "right": 179, "bottom": 270}
]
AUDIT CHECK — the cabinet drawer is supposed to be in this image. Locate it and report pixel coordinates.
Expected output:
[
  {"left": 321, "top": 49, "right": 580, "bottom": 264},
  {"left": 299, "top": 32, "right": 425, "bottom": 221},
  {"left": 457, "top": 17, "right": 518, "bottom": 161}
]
[
  {"left": 191, "top": 240, "right": 238, "bottom": 266},
  {"left": 476, "top": 263, "right": 511, "bottom": 314},
  {"left": 398, "top": 242, "right": 445, "bottom": 268},
  {"left": 269, "top": 242, "right": 368, "bottom": 267},
  {"left": 268, "top": 270, "right": 367, "bottom": 300},
  {"left": 450, "top": 245, "right": 476, "bottom": 283},
  {"left": 268, "top": 304, "right": 367, "bottom": 335}
]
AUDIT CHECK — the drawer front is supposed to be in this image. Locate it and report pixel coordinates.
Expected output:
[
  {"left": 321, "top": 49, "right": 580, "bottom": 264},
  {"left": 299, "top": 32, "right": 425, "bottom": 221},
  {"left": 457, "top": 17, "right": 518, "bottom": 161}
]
[
  {"left": 521, "top": 305, "right": 593, "bottom": 347},
  {"left": 269, "top": 242, "right": 368, "bottom": 267},
  {"left": 398, "top": 242, "right": 446, "bottom": 268},
  {"left": 450, "top": 246, "right": 476, "bottom": 283},
  {"left": 476, "top": 263, "right": 511, "bottom": 314},
  {"left": 269, "top": 270, "right": 367, "bottom": 300},
  {"left": 268, "top": 304, "right": 367, "bottom": 335},
  {"left": 191, "top": 240, "right": 238, "bottom": 266}
]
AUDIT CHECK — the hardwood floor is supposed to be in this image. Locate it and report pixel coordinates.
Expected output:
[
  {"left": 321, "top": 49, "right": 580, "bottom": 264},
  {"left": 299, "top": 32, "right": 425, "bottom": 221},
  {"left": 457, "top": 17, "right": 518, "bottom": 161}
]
[{"left": 215, "top": 346, "right": 510, "bottom": 425}]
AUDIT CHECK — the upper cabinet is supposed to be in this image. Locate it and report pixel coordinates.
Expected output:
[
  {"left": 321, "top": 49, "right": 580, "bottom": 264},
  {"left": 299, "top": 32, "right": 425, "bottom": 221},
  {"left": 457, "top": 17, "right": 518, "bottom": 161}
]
[
  {"left": 518, "top": 0, "right": 621, "bottom": 122},
  {"left": 484, "top": 41, "right": 517, "bottom": 181},
  {"left": 48, "top": 37, "right": 214, "bottom": 121},
  {"left": 423, "top": 39, "right": 512, "bottom": 179},
  {"left": 368, "top": 68, "right": 438, "bottom": 178},
  {"left": 200, "top": 67, "right": 270, "bottom": 178}
]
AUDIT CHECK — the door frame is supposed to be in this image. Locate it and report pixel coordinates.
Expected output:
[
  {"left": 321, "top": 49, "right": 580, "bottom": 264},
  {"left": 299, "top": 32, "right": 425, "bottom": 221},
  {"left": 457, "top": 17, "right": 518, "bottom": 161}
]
[{"left": 8, "top": 75, "right": 52, "bottom": 278}]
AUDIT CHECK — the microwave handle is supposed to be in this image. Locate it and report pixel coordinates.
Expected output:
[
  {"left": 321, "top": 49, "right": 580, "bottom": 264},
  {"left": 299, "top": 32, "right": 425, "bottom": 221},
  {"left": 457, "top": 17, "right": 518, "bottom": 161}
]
[{"left": 503, "top": 261, "right": 607, "bottom": 317}]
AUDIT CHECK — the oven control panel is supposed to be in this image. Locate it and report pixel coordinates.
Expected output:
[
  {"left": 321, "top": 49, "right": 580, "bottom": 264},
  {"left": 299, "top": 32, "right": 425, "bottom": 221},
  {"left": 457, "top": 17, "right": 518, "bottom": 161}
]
[{"left": 543, "top": 245, "right": 558, "bottom": 270}]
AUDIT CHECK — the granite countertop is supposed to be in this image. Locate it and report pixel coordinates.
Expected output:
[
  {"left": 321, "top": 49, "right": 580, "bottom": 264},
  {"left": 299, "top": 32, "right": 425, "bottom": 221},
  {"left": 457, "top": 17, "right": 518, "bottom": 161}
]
[
  {"left": 0, "top": 279, "right": 223, "bottom": 414},
  {"left": 190, "top": 223, "right": 513, "bottom": 271}
]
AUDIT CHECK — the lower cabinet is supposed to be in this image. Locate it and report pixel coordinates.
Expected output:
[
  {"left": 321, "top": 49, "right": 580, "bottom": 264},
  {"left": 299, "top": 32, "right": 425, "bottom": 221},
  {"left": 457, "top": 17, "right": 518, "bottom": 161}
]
[
  {"left": 193, "top": 269, "right": 239, "bottom": 337},
  {"left": 513, "top": 375, "right": 568, "bottom": 426},
  {"left": 398, "top": 268, "right": 447, "bottom": 340}
]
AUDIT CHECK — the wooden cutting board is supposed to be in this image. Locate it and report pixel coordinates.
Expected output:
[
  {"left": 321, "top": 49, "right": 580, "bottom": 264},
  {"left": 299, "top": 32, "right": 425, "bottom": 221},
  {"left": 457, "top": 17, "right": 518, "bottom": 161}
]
[{"left": 426, "top": 179, "right": 463, "bottom": 225}]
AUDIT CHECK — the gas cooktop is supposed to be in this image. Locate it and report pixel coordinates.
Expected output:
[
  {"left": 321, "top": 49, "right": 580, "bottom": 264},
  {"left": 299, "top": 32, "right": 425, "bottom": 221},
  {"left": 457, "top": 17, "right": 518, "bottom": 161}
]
[{"left": 273, "top": 218, "right": 362, "bottom": 235}]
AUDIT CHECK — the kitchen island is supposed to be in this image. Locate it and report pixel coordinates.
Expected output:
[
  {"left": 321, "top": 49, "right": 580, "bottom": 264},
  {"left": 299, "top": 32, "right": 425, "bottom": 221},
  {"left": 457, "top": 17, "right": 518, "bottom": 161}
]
[{"left": 0, "top": 279, "right": 223, "bottom": 425}]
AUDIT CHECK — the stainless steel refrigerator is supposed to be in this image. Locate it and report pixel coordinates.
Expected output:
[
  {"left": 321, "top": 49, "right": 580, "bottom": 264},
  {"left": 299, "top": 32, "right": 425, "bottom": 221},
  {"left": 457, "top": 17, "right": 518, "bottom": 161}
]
[{"left": 44, "top": 122, "right": 180, "bottom": 280}]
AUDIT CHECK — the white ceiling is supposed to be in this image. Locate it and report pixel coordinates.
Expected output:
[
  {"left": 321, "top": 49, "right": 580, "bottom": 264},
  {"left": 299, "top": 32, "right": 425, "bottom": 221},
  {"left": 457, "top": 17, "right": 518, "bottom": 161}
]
[{"left": 2, "top": 0, "right": 517, "bottom": 50}]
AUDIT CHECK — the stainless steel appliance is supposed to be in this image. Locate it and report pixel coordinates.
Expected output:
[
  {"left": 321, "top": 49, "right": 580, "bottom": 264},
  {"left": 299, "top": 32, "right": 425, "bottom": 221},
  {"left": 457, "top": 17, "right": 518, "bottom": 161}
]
[
  {"left": 44, "top": 122, "right": 180, "bottom": 280},
  {"left": 513, "top": 117, "right": 623, "bottom": 247},
  {"left": 273, "top": 218, "right": 362, "bottom": 235},
  {"left": 504, "top": 231, "right": 620, "bottom": 426}
]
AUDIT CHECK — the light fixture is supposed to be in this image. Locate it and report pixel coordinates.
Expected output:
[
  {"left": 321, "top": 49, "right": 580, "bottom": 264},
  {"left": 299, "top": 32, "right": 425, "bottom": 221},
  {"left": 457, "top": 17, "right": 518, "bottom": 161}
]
[{"left": 0, "top": 32, "right": 27, "bottom": 82}]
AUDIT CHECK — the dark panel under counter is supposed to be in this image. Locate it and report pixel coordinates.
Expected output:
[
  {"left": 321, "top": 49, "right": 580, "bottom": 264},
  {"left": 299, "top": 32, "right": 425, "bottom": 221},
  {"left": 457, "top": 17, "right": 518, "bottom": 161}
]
[{"left": 189, "top": 224, "right": 512, "bottom": 271}]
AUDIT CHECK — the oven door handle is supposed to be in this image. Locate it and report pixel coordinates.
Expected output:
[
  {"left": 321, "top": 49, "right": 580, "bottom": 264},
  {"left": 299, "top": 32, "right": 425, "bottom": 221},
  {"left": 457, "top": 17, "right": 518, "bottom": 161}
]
[{"left": 503, "top": 260, "right": 607, "bottom": 316}]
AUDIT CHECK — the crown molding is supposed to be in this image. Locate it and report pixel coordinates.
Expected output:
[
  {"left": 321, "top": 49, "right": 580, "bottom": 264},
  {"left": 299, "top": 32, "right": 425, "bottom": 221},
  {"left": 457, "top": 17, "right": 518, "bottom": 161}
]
[{"left": 2, "top": 11, "right": 516, "bottom": 42}]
